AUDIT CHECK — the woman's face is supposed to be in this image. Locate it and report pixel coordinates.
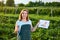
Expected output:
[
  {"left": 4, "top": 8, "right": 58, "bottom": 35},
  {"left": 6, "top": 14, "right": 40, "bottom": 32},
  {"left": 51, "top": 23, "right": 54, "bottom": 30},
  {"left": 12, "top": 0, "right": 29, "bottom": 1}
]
[{"left": 22, "top": 11, "right": 28, "bottom": 19}]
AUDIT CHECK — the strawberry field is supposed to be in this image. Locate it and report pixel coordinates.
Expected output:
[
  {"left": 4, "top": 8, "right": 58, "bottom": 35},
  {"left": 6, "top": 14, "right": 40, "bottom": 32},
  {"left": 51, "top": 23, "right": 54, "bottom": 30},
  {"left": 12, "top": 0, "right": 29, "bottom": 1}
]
[{"left": 0, "top": 7, "right": 60, "bottom": 40}]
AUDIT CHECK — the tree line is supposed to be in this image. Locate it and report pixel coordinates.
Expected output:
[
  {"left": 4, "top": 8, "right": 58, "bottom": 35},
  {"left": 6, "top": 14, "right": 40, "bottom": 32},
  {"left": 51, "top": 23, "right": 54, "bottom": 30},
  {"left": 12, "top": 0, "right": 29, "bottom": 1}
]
[{"left": 0, "top": 0, "right": 60, "bottom": 7}]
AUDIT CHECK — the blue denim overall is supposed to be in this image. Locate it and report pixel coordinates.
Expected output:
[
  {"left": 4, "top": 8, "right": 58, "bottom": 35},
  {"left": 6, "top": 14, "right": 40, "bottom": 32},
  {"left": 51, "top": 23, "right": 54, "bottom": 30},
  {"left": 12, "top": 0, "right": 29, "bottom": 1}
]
[{"left": 17, "top": 24, "right": 31, "bottom": 40}]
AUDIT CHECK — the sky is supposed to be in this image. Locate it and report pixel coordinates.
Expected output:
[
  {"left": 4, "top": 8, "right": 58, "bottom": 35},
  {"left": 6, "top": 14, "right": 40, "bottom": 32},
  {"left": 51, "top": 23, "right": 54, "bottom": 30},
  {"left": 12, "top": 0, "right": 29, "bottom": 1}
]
[{"left": 0, "top": 0, "right": 60, "bottom": 4}]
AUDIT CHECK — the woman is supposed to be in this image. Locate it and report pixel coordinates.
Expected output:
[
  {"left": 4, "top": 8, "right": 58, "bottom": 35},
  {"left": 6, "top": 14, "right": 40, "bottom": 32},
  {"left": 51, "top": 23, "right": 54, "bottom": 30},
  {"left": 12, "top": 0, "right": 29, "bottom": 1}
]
[{"left": 14, "top": 9, "right": 39, "bottom": 40}]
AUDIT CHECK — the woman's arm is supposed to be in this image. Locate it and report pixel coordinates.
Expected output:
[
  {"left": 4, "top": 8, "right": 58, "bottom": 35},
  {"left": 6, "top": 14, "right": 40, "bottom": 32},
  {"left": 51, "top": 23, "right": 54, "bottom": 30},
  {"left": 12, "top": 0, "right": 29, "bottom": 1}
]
[
  {"left": 31, "top": 21, "right": 39, "bottom": 32},
  {"left": 14, "top": 24, "right": 18, "bottom": 34}
]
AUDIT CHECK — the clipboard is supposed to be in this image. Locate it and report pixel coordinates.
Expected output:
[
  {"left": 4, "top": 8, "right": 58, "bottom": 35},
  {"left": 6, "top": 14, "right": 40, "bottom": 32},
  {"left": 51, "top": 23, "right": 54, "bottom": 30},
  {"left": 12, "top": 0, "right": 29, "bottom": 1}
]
[{"left": 38, "top": 20, "right": 50, "bottom": 29}]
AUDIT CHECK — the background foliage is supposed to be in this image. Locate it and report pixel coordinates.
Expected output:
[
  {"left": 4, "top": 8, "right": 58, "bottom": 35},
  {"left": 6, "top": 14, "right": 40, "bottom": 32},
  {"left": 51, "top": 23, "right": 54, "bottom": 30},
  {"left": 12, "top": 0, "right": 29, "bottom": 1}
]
[{"left": 0, "top": 7, "right": 60, "bottom": 40}]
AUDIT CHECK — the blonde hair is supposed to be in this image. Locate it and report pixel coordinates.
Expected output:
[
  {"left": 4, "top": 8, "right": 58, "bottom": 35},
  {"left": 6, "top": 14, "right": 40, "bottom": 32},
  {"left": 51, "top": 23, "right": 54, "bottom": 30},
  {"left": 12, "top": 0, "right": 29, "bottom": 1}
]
[{"left": 19, "top": 9, "right": 29, "bottom": 21}]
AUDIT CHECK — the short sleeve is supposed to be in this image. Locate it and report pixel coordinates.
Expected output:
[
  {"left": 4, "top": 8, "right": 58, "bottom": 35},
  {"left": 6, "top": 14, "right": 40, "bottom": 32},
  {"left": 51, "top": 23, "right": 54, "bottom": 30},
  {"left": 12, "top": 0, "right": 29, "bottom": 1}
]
[
  {"left": 29, "top": 20, "right": 32, "bottom": 25},
  {"left": 16, "top": 20, "right": 19, "bottom": 26}
]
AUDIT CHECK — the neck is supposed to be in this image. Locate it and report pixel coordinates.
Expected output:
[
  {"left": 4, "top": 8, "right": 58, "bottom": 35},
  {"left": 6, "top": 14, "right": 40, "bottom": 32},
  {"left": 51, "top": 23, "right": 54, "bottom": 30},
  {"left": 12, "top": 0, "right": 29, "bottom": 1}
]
[{"left": 22, "top": 18, "right": 27, "bottom": 22}]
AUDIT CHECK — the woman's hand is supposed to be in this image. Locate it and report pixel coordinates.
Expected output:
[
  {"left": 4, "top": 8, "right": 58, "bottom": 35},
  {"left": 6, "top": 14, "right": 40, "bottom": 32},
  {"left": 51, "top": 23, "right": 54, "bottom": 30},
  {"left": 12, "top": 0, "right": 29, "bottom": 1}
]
[{"left": 13, "top": 30, "right": 17, "bottom": 34}]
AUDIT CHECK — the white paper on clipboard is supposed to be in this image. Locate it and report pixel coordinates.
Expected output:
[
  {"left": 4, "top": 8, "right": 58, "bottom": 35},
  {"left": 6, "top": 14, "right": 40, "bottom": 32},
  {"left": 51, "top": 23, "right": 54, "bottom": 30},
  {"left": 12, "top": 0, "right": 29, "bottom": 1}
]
[{"left": 38, "top": 20, "right": 50, "bottom": 29}]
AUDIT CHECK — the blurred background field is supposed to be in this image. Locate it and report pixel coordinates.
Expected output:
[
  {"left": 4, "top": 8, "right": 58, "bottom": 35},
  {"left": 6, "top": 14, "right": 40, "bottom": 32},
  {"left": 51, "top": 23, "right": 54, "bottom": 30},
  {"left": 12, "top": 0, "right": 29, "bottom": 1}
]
[{"left": 0, "top": 0, "right": 60, "bottom": 40}]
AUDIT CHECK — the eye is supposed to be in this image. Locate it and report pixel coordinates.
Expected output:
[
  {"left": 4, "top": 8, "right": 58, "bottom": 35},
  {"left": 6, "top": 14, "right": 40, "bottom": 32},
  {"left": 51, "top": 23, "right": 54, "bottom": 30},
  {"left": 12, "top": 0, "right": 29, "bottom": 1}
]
[
  {"left": 23, "top": 13, "right": 27, "bottom": 14},
  {"left": 22, "top": 13, "right": 24, "bottom": 14}
]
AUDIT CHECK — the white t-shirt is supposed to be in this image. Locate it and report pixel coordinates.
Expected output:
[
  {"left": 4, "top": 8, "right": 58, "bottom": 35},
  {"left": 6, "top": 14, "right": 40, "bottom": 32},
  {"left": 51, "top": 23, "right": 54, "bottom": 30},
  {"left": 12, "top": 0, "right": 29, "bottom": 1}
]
[{"left": 16, "top": 20, "right": 32, "bottom": 32}]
